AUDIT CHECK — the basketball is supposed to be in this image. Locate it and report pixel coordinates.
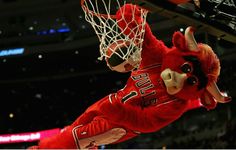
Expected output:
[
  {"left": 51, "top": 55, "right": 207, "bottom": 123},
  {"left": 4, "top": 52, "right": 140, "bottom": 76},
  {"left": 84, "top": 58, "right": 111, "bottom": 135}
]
[{"left": 105, "top": 40, "right": 141, "bottom": 73}]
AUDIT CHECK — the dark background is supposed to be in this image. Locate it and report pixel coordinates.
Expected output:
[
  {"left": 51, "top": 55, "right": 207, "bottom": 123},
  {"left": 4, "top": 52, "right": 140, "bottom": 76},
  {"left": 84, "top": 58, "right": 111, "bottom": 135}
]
[{"left": 0, "top": 0, "right": 235, "bottom": 149}]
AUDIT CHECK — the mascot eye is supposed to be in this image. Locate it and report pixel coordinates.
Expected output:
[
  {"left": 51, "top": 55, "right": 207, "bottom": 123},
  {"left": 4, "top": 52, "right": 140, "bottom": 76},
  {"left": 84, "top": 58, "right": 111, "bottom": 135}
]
[
  {"left": 181, "top": 62, "right": 193, "bottom": 73},
  {"left": 186, "top": 76, "right": 198, "bottom": 85}
]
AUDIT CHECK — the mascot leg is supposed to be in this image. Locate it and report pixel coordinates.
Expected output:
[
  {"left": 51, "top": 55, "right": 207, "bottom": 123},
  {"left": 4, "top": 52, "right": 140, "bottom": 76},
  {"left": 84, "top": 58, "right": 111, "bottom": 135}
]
[
  {"left": 37, "top": 116, "right": 128, "bottom": 149},
  {"left": 72, "top": 116, "right": 127, "bottom": 149}
]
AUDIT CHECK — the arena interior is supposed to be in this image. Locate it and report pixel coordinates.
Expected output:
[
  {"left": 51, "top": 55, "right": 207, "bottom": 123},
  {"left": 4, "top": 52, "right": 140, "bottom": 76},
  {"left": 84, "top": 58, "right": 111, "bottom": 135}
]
[{"left": 0, "top": 0, "right": 235, "bottom": 149}]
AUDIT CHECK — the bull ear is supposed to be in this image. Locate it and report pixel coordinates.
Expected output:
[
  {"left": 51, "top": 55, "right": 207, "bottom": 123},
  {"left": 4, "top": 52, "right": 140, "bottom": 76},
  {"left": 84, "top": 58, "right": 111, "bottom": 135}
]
[
  {"left": 185, "top": 26, "right": 199, "bottom": 52},
  {"left": 172, "top": 31, "right": 187, "bottom": 51}
]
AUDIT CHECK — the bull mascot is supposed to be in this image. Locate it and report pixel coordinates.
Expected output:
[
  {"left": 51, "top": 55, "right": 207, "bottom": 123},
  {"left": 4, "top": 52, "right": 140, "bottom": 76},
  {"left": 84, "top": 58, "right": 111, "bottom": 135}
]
[{"left": 28, "top": 3, "right": 231, "bottom": 149}]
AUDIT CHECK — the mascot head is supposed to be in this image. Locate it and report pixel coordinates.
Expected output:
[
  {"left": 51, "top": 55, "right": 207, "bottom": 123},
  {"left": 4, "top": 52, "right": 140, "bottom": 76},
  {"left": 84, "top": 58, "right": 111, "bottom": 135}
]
[{"left": 161, "top": 26, "right": 230, "bottom": 109}]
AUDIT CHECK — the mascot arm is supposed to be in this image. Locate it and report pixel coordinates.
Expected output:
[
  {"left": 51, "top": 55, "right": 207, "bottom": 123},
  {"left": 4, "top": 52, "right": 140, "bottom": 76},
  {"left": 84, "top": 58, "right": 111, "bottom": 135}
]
[
  {"left": 101, "top": 99, "right": 186, "bottom": 133},
  {"left": 116, "top": 4, "right": 145, "bottom": 39},
  {"left": 116, "top": 4, "right": 167, "bottom": 68}
]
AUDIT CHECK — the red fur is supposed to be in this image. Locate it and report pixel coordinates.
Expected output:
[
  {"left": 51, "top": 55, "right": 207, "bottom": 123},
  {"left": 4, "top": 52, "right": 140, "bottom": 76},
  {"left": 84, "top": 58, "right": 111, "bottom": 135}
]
[{"left": 197, "top": 44, "right": 220, "bottom": 83}]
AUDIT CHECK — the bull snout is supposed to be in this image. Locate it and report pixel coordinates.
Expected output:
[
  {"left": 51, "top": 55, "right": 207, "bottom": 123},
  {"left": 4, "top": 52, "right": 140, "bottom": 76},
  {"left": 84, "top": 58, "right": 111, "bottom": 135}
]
[{"left": 160, "top": 68, "right": 187, "bottom": 95}]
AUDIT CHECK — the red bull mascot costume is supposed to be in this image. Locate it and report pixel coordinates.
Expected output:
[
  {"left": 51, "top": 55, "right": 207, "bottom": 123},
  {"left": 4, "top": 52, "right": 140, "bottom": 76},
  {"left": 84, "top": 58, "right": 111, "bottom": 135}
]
[{"left": 28, "top": 4, "right": 231, "bottom": 149}]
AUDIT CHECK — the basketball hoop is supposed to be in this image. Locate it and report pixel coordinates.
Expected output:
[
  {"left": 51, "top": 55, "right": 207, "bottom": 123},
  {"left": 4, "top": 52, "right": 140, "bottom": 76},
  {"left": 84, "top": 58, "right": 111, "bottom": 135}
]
[{"left": 81, "top": 0, "right": 148, "bottom": 69}]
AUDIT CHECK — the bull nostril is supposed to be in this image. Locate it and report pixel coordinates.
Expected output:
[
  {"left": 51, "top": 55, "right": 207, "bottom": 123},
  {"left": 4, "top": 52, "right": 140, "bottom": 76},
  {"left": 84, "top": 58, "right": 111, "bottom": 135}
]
[
  {"left": 167, "top": 73, "right": 172, "bottom": 80},
  {"left": 161, "top": 69, "right": 174, "bottom": 81},
  {"left": 162, "top": 74, "right": 171, "bottom": 80},
  {"left": 162, "top": 73, "right": 172, "bottom": 80}
]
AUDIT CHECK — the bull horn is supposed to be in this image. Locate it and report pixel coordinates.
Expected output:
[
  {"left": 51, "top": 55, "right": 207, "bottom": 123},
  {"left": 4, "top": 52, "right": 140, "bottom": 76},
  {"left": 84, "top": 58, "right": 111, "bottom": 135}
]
[
  {"left": 206, "top": 82, "right": 231, "bottom": 103},
  {"left": 185, "top": 26, "right": 199, "bottom": 51}
]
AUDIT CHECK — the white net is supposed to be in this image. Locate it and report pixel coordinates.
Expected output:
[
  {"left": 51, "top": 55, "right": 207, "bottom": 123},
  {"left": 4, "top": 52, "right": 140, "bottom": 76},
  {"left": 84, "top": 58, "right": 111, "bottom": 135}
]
[{"left": 81, "top": 0, "right": 148, "bottom": 63}]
